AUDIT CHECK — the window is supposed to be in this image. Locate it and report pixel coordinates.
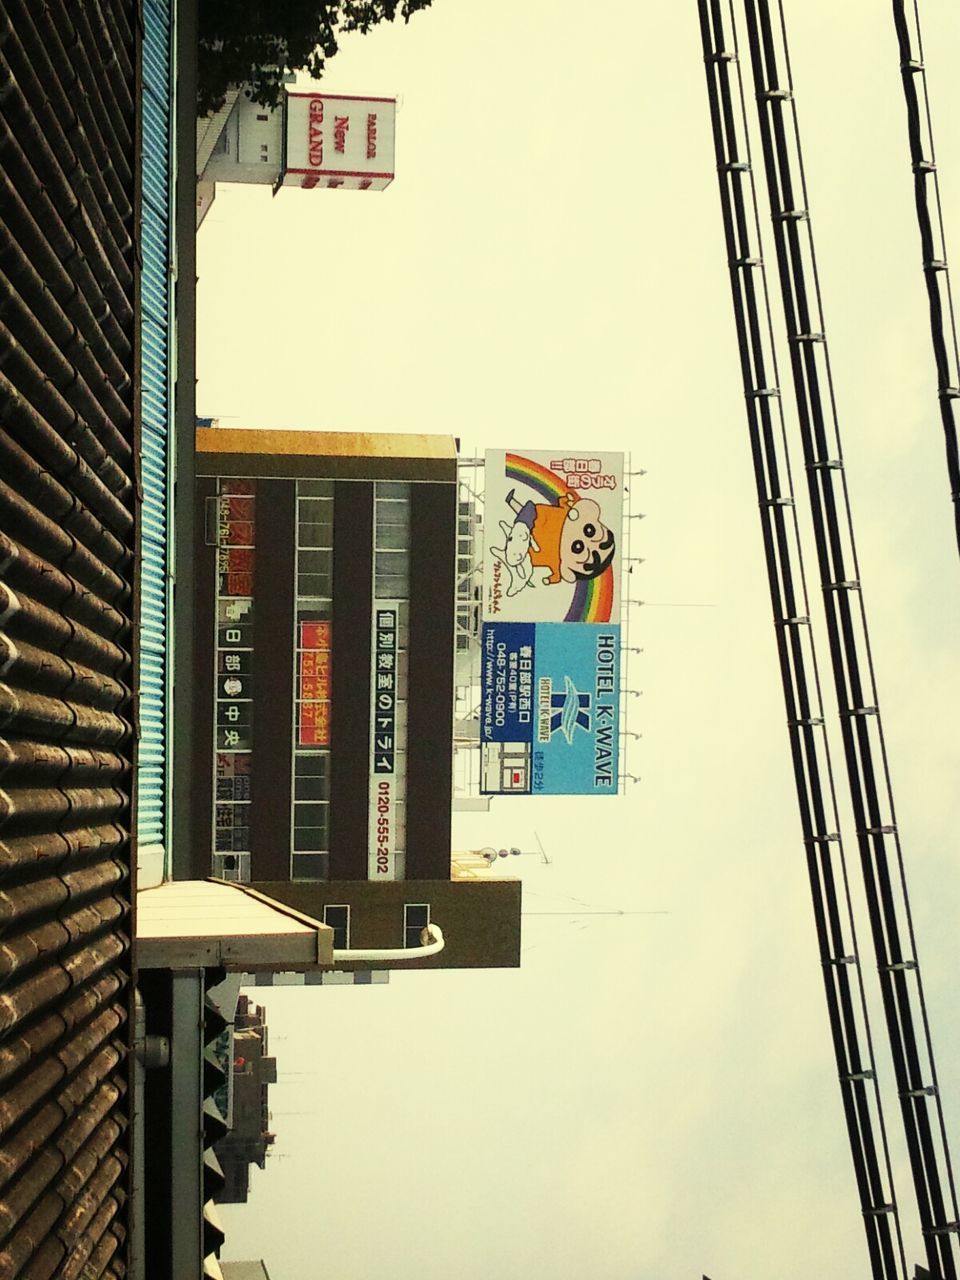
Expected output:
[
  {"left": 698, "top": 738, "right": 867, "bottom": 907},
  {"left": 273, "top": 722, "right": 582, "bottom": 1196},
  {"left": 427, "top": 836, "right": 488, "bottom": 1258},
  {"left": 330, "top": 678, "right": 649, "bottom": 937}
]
[
  {"left": 375, "top": 500, "right": 409, "bottom": 527},
  {"left": 295, "top": 753, "right": 329, "bottom": 800},
  {"left": 374, "top": 489, "right": 410, "bottom": 601},
  {"left": 404, "top": 903, "right": 430, "bottom": 948},
  {"left": 298, "top": 549, "right": 332, "bottom": 577},
  {"left": 375, "top": 550, "right": 408, "bottom": 579},
  {"left": 373, "top": 521, "right": 408, "bottom": 551},
  {"left": 298, "top": 480, "right": 334, "bottom": 499},
  {"left": 298, "top": 496, "right": 334, "bottom": 552},
  {"left": 213, "top": 851, "right": 251, "bottom": 882},
  {"left": 291, "top": 788, "right": 330, "bottom": 849},
  {"left": 292, "top": 480, "right": 335, "bottom": 879},
  {"left": 323, "top": 905, "right": 350, "bottom": 949},
  {"left": 291, "top": 851, "right": 328, "bottom": 881},
  {"left": 296, "top": 598, "right": 332, "bottom": 623}
]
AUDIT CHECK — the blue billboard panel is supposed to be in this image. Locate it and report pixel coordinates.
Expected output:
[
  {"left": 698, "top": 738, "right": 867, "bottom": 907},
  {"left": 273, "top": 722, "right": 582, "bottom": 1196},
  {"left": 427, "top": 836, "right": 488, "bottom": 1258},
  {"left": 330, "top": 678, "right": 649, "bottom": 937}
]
[{"left": 480, "top": 623, "right": 620, "bottom": 796}]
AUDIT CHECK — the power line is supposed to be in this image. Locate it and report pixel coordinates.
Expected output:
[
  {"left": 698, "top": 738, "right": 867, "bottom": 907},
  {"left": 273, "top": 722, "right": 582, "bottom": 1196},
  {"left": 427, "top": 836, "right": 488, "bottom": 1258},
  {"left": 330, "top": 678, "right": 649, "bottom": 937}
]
[
  {"left": 697, "top": 3, "right": 907, "bottom": 1275},
  {"left": 890, "top": 0, "right": 960, "bottom": 559},
  {"left": 736, "top": 0, "right": 960, "bottom": 1272}
]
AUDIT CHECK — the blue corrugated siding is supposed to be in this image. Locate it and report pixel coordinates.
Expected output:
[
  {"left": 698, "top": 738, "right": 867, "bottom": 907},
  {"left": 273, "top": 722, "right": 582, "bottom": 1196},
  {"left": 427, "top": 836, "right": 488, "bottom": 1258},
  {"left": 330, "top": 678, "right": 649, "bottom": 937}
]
[{"left": 139, "top": 0, "right": 173, "bottom": 858}]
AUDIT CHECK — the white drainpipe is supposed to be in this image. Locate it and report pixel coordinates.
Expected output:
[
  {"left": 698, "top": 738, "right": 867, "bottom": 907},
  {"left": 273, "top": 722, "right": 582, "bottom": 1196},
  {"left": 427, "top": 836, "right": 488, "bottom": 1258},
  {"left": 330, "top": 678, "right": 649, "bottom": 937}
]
[{"left": 332, "top": 923, "right": 445, "bottom": 963}]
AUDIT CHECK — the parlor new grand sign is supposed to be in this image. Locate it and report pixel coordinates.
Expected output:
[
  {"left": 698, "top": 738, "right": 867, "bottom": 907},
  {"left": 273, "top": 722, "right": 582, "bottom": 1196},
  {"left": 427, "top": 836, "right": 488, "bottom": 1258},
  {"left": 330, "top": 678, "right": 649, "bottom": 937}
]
[{"left": 284, "top": 92, "right": 397, "bottom": 192}]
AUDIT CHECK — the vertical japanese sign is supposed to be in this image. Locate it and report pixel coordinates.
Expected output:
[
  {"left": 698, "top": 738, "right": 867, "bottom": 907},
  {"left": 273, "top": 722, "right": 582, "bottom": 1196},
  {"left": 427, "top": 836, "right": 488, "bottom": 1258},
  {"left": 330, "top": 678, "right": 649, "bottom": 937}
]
[
  {"left": 298, "top": 620, "right": 331, "bottom": 747},
  {"left": 369, "top": 604, "right": 400, "bottom": 879},
  {"left": 214, "top": 481, "right": 256, "bottom": 861}
]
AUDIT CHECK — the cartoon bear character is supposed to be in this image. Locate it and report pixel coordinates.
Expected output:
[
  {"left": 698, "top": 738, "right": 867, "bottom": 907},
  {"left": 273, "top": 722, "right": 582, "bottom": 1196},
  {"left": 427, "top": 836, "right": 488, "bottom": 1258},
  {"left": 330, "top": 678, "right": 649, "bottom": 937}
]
[{"left": 505, "top": 488, "right": 615, "bottom": 586}]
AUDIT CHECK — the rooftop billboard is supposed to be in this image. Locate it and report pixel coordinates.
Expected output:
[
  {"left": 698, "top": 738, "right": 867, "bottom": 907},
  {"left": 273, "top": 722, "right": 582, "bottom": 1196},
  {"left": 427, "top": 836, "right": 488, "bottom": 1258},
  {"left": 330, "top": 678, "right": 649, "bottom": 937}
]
[
  {"left": 482, "top": 450, "right": 623, "bottom": 624},
  {"left": 479, "top": 449, "right": 625, "bottom": 795},
  {"left": 480, "top": 622, "right": 620, "bottom": 795}
]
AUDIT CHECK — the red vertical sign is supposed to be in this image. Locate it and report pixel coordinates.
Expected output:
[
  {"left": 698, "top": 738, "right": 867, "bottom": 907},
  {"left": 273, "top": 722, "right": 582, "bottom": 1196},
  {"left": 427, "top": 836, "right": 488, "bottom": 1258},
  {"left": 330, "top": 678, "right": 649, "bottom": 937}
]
[{"left": 298, "top": 621, "right": 331, "bottom": 746}]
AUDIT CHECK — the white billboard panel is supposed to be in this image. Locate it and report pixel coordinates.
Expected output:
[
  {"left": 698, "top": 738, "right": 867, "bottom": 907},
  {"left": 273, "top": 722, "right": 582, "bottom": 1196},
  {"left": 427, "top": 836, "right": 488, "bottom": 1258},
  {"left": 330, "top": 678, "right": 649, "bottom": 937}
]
[
  {"left": 482, "top": 450, "right": 624, "bottom": 624},
  {"left": 284, "top": 93, "right": 396, "bottom": 191}
]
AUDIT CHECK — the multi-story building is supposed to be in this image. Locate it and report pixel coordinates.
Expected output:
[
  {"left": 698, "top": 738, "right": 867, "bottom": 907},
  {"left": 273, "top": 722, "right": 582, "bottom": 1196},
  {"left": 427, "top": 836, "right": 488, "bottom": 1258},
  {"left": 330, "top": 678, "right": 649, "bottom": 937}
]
[
  {"left": 189, "top": 424, "right": 521, "bottom": 970},
  {"left": 214, "top": 996, "right": 277, "bottom": 1205}
]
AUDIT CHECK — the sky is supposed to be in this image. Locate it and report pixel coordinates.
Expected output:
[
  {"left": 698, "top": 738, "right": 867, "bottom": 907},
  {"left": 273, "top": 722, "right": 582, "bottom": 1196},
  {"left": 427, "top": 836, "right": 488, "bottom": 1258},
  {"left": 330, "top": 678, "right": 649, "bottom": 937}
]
[{"left": 196, "top": 2, "right": 960, "bottom": 1277}]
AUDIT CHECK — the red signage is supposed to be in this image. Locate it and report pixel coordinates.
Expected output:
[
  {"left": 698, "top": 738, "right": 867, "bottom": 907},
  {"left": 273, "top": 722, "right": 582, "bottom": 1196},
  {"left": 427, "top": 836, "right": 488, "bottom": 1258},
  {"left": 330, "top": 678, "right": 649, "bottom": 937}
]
[
  {"left": 298, "top": 621, "right": 331, "bottom": 746},
  {"left": 218, "top": 546, "right": 255, "bottom": 596},
  {"left": 308, "top": 97, "right": 324, "bottom": 166}
]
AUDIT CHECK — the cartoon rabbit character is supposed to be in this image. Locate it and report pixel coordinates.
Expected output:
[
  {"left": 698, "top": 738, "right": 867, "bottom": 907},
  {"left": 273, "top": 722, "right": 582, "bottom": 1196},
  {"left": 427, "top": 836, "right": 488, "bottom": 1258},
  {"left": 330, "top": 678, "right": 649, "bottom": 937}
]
[{"left": 490, "top": 519, "right": 540, "bottom": 597}]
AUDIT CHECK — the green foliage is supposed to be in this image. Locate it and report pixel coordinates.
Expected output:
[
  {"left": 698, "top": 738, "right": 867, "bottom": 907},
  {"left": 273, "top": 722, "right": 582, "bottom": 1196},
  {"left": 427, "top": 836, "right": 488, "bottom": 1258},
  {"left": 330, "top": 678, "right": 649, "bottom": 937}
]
[{"left": 198, "top": 0, "right": 434, "bottom": 116}]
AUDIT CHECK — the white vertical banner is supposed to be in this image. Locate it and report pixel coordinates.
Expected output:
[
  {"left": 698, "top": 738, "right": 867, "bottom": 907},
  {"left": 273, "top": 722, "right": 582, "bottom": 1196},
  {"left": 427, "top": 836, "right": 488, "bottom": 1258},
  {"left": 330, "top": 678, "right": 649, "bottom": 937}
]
[
  {"left": 368, "top": 602, "right": 404, "bottom": 879},
  {"left": 284, "top": 93, "right": 396, "bottom": 191}
]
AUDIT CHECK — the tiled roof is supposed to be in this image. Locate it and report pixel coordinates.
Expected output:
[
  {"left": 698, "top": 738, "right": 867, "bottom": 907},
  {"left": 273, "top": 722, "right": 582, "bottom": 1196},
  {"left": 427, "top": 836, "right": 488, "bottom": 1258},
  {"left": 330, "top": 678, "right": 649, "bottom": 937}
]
[{"left": 0, "top": 1, "right": 139, "bottom": 1274}]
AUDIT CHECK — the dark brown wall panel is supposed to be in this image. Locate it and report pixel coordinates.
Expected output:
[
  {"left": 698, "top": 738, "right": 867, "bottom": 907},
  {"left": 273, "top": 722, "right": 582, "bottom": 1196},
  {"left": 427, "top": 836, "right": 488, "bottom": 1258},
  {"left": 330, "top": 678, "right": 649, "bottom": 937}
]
[
  {"left": 250, "top": 481, "right": 296, "bottom": 879},
  {"left": 253, "top": 878, "right": 522, "bottom": 969},
  {"left": 198, "top": 451, "right": 455, "bottom": 482},
  {"left": 405, "top": 482, "right": 456, "bottom": 878},
  {"left": 329, "top": 482, "right": 373, "bottom": 879}
]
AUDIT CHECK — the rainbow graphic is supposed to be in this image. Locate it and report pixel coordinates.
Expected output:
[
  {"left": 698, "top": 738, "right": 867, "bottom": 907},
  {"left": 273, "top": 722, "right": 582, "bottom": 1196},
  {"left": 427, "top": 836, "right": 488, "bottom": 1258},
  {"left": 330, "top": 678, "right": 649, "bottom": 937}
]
[{"left": 504, "top": 453, "right": 616, "bottom": 623}]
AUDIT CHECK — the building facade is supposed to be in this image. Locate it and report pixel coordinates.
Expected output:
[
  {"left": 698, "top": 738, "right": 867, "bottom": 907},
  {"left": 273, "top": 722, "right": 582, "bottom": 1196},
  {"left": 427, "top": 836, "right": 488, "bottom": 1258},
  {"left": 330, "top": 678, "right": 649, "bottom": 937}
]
[
  {"left": 190, "top": 426, "right": 521, "bottom": 969},
  {"left": 214, "top": 996, "right": 277, "bottom": 1205}
]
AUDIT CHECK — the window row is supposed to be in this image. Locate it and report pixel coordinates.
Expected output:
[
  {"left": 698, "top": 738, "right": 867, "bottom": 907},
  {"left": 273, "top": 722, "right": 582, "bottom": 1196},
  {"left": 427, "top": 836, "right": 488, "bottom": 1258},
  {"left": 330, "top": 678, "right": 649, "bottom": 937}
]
[
  {"left": 316, "top": 904, "right": 432, "bottom": 950},
  {"left": 374, "top": 485, "right": 410, "bottom": 601},
  {"left": 291, "top": 748, "right": 331, "bottom": 875},
  {"left": 294, "top": 487, "right": 334, "bottom": 881}
]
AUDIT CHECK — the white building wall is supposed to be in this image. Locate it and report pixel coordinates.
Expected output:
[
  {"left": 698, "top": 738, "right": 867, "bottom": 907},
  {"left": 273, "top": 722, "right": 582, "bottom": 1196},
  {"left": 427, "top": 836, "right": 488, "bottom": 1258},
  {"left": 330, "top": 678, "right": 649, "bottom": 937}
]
[{"left": 202, "top": 93, "right": 283, "bottom": 185}]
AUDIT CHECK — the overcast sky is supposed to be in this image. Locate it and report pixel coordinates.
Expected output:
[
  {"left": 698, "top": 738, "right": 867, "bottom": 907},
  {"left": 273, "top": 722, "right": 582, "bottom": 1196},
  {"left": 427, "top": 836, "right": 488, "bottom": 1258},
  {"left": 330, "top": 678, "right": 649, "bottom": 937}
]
[{"left": 197, "top": 2, "right": 960, "bottom": 1277}]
